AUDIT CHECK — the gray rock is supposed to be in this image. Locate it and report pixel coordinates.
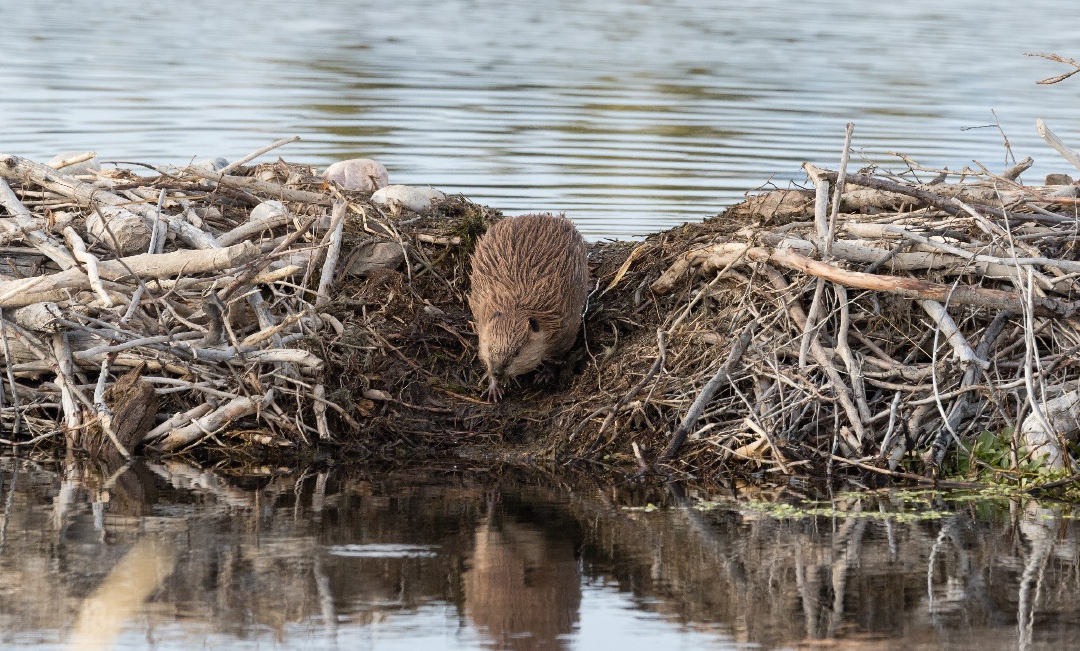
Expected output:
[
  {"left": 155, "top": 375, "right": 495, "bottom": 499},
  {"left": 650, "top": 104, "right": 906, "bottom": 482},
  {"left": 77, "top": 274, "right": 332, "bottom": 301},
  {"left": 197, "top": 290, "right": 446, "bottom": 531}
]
[{"left": 348, "top": 241, "right": 405, "bottom": 277}]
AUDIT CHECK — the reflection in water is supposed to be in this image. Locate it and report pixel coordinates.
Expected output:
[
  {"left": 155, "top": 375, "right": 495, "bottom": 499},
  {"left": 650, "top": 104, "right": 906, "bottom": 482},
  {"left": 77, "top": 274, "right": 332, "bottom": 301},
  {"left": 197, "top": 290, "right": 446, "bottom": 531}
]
[
  {"left": 3, "top": 457, "right": 1080, "bottom": 649},
  {"left": 464, "top": 502, "right": 581, "bottom": 650},
  {"left": 3, "top": 0, "right": 1080, "bottom": 238},
  {"left": 68, "top": 538, "right": 177, "bottom": 651}
]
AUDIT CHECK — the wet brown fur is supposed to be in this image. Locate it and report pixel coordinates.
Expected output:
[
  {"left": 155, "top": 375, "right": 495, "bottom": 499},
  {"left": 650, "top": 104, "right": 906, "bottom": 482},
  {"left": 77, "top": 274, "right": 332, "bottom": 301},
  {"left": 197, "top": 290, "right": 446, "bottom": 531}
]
[{"left": 468, "top": 213, "right": 589, "bottom": 400}]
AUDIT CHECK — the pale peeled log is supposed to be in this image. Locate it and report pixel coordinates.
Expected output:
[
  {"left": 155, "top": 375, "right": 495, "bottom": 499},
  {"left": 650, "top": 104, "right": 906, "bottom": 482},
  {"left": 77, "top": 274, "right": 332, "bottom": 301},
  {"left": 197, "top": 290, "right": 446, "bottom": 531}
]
[
  {"left": 322, "top": 158, "right": 388, "bottom": 192},
  {"left": 370, "top": 185, "right": 445, "bottom": 213},
  {"left": 86, "top": 205, "right": 152, "bottom": 254}
]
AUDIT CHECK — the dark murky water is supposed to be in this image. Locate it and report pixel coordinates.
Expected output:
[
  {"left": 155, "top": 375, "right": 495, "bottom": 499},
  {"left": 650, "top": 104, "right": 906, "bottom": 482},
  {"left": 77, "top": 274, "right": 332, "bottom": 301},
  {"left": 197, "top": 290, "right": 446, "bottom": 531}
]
[
  {"left": 3, "top": 457, "right": 1080, "bottom": 650},
  {"left": 3, "top": 0, "right": 1080, "bottom": 238}
]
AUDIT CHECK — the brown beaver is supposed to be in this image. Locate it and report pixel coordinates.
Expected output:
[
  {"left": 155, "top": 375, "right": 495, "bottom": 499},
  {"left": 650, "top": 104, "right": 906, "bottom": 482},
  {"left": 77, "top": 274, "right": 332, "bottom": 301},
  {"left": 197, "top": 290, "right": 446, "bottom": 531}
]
[{"left": 468, "top": 213, "right": 589, "bottom": 402}]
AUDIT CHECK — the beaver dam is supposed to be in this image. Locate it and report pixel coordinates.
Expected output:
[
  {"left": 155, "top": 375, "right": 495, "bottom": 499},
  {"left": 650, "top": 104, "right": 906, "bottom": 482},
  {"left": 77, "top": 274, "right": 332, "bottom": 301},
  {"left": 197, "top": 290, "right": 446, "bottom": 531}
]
[{"left": 5, "top": 128, "right": 1080, "bottom": 485}]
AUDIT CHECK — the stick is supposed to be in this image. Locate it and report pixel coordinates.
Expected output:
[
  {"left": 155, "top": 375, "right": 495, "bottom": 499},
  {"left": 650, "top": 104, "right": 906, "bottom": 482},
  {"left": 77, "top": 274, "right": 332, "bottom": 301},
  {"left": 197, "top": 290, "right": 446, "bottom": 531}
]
[
  {"left": 48, "top": 151, "right": 97, "bottom": 170},
  {"left": 142, "top": 403, "right": 215, "bottom": 443},
  {"left": 154, "top": 391, "right": 272, "bottom": 452},
  {"left": 825, "top": 122, "right": 855, "bottom": 257},
  {"left": 0, "top": 175, "right": 78, "bottom": 269},
  {"left": 835, "top": 284, "right": 872, "bottom": 423},
  {"left": 51, "top": 334, "right": 81, "bottom": 432},
  {"left": 0, "top": 242, "right": 260, "bottom": 308},
  {"left": 799, "top": 166, "right": 831, "bottom": 368},
  {"left": 62, "top": 227, "right": 113, "bottom": 307},
  {"left": 315, "top": 200, "right": 348, "bottom": 308},
  {"left": 0, "top": 317, "right": 21, "bottom": 438},
  {"left": 0, "top": 153, "right": 215, "bottom": 250},
  {"left": 763, "top": 266, "right": 868, "bottom": 451},
  {"left": 217, "top": 136, "right": 301, "bottom": 175},
  {"left": 192, "top": 168, "right": 329, "bottom": 205},
  {"left": 661, "top": 321, "right": 757, "bottom": 460},
  {"left": 1036, "top": 119, "right": 1080, "bottom": 173},
  {"left": 758, "top": 248, "right": 1080, "bottom": 319},
  {"left": 805, "top": 163, "right": 1058, "bottom": 225},
  {"left": 918, "top": 299, "right": 987, "bottom": 368}
]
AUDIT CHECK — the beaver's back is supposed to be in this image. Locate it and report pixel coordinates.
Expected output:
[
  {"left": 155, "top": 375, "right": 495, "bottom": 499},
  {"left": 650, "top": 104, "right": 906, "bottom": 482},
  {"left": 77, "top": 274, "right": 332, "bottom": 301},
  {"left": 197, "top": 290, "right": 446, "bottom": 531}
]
[{"left": 468, "top": 213, "right": 588, "bottom": 356}]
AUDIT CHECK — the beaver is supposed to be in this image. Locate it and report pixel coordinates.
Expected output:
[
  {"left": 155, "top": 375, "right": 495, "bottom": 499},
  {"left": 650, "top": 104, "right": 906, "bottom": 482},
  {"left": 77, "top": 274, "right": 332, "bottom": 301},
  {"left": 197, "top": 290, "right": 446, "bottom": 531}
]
[{"left": 468, "top": 213, "right": 589, "bottom": 402}]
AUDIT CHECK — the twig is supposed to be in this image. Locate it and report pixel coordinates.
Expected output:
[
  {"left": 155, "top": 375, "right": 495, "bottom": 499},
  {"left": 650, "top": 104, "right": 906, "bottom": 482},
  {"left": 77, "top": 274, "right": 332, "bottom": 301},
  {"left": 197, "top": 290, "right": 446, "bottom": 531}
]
[
  {"left": 571, "top": 330, "right": 667, "bottom": 442},
  {"left": 217, "top": 136, "right": 301, "bottom": 175},
  {"left": 799, "top": 165, "right": 830, "bottom": 368},
  {"left": 1026, "top": 52, "right": 1080, "bottom": 85},
  {"left": 661, "top": 321, "right": 756, "bottom": 461},
  {"left": 0, "top": 317, "right": 21, "bottom": 438}
]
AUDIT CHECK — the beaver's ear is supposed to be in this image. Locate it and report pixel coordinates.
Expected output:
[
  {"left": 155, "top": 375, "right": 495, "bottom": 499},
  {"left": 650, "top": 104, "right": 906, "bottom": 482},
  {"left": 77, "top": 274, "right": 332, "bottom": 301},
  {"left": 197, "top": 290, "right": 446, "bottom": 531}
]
[{"left": 528, "top": 317, "right": 540, "bottom": 332}]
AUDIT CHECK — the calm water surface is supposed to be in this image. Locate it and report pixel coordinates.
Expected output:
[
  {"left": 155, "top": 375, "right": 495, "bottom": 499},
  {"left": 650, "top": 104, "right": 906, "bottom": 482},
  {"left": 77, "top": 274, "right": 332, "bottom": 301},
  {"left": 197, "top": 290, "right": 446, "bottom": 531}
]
[
  {"left": 3, "top": 0, "right": 1080, "bottom": 238},
  {"left": 3, "top": 458, "right": 1080, "bottom": 650},
  {"left": 6, "top": 3, "right": 1080, "bottom": 648}
]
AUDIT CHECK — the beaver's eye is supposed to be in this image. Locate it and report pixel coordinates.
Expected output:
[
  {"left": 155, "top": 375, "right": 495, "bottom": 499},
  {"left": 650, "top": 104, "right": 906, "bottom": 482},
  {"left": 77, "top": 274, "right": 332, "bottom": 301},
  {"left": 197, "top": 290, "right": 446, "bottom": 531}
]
[
  {"left": 491, "top": 311, "right": 502, "bottom": 319},
  {"left": 528, "top": 317, "right": 539, "bottom": 332}
]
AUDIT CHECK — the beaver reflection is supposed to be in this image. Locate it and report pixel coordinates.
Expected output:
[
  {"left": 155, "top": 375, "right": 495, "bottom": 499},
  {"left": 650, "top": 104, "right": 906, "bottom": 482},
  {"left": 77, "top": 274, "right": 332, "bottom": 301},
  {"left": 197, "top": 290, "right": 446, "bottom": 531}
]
[{"left": 463, "top": 507, "right": 582, "bottom": 650}]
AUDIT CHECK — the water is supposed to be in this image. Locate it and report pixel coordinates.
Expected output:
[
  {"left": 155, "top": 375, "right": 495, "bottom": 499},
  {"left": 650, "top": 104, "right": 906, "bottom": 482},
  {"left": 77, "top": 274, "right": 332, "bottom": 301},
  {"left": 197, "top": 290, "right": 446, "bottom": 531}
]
[
  {"left": 3, "top": 457, "right": 1080, "bottom": 650},
  {"left": 2, "top": 0, "right": 1079, "bottom": 238},
  {"left": 6, "top": 3, "right": 1080, "bottom": 648}
]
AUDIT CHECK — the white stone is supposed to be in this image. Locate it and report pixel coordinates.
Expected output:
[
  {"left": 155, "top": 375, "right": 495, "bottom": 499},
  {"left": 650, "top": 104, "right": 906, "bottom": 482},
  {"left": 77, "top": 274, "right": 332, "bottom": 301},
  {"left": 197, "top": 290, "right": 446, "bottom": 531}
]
[
  {"left": 249, "top": 200, "right": 287, "bottom": 223},
  {"left": 370, "top": 185, "right": 445, "bottom": 213},
  {"left": 188, "top": 157, "right": 229, "bottom": 175},
  {"left": 323, "top": 158, "right": 389, "bottom": 192}
]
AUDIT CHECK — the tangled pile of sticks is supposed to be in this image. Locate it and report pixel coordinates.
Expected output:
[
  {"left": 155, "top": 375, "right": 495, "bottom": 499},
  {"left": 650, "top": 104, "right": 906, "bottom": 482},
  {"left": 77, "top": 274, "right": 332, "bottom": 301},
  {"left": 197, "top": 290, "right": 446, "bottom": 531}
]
[
  {"left": 0, "top": 141, "right": 377, "bottom": 459},
  {"left": 556, "top": 122, "right": 1080, "bottom": 479}
]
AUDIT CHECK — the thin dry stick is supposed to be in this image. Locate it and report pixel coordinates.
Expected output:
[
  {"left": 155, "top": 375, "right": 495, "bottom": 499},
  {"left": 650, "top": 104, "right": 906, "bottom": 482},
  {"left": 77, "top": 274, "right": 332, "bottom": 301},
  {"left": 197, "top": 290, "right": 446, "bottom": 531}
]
[
  {"left": 834, "top": 284, "right": 871, "bottom": 424},
  {"left": 807, "top": 165, "right": 1060, "bottom": 225},
  {"left": 756, "top": 248, "right": 1080, "bottom": 319},
  {"left": 0, "top": 318, "right": 21, "bottom": 438},
  {"left": 1020, "top": 268, "right": 1079, "bottom": 472},
  {"left": 217, "top": 136, "right": 301, "bottom": 175},
  {"left": 1026, "top": 53, "right": 1080, "bottom": 85},
  {"left": 763, "top": 265, "right": 868, "bottom": 451},
  {"left": 661, "top": 321, "right": 757, "bottom": 461},
  {"left": 571, "top": 330, "right": 667, "bottom": 442},
  {"left": 825, "top": 122, "right": 855, "bottom": 257},
  {"left": 799, "top": 166, "right": 830, "bottom": 368},
  {"left": 927, "top": 281, "right": 962, "bottom": 470},
  {"left": 48, "top": 151, "right": 96, "bottom": 170},
  {"left": 62, "top": 227, "right": 112, "bottom": 307}
]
